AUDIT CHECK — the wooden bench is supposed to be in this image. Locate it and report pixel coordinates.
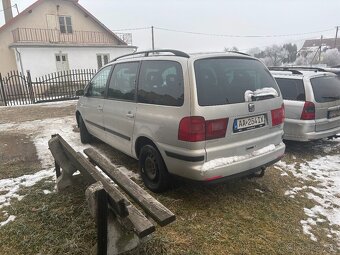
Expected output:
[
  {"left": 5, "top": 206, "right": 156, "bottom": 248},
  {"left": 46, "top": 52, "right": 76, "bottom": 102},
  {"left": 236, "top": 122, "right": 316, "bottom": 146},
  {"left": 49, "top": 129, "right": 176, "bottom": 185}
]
[{"left": 48, "top": 134, "right": 176, "bottom": 255}]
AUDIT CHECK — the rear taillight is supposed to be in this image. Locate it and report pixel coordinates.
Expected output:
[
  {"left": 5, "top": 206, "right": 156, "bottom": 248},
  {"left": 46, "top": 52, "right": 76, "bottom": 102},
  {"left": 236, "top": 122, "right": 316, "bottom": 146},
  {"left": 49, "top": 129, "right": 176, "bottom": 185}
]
[
  {"left": 206, "top": 118, "right": 228, "bottom": 140},
  {"left": 271, "top": 104, "right": 285, "bottom": 126},
  {"left": 300, "top": 101, "right": 315, "bottom": 120},
  {"left": 178, "top": 116, "right": 205, "bottom": 142},
  {"left": 178, "top": 117, "right": 228, "bottom": 142}
]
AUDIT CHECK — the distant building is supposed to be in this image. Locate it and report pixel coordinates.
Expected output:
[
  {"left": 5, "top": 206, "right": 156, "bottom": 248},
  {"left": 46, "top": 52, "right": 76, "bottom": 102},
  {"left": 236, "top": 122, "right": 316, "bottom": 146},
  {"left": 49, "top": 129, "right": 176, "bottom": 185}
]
[
  {"left": 0, "top": 0, "right": 136, "bottom": 78},
  {"left": 299, "top": 38, "right": 340, "bottom": 56}
]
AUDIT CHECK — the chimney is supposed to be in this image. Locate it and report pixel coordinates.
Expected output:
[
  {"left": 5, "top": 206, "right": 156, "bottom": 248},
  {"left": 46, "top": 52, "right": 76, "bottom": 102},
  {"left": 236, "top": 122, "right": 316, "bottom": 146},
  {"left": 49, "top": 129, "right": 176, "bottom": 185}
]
[{"left": 2, "top": 0, "right": 13, "bottom": 23}]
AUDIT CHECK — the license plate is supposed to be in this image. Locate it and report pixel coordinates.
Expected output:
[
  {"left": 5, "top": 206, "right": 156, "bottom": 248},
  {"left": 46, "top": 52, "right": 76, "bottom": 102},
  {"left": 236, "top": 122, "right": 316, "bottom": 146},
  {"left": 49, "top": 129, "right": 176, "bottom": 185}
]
[
  {"left": 328, "top": 109, "right": 340, "bottom": 119},
  {"left": 233, "top": 114, "right": 266, "bottom": 132}
]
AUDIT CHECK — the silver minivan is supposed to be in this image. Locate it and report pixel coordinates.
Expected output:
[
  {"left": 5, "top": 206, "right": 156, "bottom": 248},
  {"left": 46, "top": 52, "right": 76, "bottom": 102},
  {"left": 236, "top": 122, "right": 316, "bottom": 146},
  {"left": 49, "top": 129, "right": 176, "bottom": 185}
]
[
  {"left": 76, "top": 50, "right": 285, "bottom": 192},
  {"left": 271, "top": 68, "right": 340, "bottom": 141}
]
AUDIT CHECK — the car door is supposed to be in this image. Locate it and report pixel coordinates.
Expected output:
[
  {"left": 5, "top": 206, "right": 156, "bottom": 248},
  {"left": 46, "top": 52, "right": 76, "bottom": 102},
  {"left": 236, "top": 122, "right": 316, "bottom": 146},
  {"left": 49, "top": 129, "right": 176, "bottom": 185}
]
[
  {"left": 103, "top": 61, "right": 140, "bottom": 156},
  {"left": 80, "top": 65, "right": 112, "bottom": 141}
]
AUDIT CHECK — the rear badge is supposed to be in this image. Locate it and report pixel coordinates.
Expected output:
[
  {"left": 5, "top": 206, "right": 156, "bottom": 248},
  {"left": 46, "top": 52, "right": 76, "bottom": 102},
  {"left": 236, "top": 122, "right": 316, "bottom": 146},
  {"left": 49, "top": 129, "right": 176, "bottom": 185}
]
[{"left": 248, "top": 103, "right": 255, "bottom": 112}]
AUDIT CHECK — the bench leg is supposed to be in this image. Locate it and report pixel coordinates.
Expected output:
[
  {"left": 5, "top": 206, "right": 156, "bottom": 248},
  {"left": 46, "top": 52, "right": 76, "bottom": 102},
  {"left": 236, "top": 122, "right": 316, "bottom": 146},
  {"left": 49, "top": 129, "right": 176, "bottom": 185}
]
[{"left": 86, "top": 182, "right": 140, "bottom": 255}]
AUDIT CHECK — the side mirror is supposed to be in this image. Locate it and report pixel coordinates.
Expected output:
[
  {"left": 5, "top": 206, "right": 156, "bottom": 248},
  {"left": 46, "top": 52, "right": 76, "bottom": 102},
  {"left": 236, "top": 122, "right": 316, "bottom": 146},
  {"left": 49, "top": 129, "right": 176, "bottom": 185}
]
[{"left": 76, "top": 89, "right": 84, "bottom": 96}]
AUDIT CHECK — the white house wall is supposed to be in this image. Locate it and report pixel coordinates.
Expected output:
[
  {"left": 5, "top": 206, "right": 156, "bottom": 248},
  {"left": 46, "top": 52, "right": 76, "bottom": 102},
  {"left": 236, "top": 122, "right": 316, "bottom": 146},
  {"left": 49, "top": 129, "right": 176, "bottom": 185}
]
[{"left": 15, "top": 46, "right": 135, "bottom": 79}]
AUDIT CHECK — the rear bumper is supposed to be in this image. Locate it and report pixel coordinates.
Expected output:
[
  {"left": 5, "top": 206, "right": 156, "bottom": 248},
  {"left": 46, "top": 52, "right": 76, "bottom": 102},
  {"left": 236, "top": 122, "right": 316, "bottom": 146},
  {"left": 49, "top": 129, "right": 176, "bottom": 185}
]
[
  {"left": 284, "top": 119, "right": 340, "bottom": 141},
  {"left": 161, "top": 142, "right": 285, "bottom": 181}
]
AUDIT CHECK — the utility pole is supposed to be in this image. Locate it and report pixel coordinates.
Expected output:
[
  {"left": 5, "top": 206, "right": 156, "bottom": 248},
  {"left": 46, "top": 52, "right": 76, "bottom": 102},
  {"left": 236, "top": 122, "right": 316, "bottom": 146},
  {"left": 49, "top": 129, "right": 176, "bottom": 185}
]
[
  {"left": 151, "top": 26, "right": 155, "bottom": 50},
  {"left": 319, "top": 35, "right": 323, "bottom": 63},
  {"left": 334, "top": 26, "right": 339, "bottom": 49}
]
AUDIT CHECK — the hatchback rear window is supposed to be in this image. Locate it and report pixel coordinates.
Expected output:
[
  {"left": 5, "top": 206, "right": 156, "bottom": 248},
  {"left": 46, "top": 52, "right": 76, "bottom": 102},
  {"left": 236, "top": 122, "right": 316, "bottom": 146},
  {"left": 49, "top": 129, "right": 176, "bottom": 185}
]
[
  {"left": 275, "top": 78, "right": 305, "bottom": 101},
  {"left": 194, "top": 58, "right": 280, "bottom": 106},
  {"left": 311, "top": 76, "right": 340, "bottom": 103}
]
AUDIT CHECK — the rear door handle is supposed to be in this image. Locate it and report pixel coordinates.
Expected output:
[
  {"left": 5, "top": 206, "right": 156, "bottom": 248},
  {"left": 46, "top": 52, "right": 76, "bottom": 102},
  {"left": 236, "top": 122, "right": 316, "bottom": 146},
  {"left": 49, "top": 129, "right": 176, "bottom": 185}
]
[
  {"left": 97, "top": 105, "right": 103, "bottom": 112},
  {"left": 126, "top": 112, "right": 134, "bottom": 118}
]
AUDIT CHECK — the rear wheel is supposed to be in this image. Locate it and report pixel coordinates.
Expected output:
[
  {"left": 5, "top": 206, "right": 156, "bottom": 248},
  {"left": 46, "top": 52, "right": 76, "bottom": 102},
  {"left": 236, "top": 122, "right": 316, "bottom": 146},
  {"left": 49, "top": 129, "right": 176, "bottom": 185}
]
[
  {"left": 79, "top": 115, "right": 91, "bottom": 144},
  {"left": 139, "top": 145, "right": 171, "bottom": 193}
]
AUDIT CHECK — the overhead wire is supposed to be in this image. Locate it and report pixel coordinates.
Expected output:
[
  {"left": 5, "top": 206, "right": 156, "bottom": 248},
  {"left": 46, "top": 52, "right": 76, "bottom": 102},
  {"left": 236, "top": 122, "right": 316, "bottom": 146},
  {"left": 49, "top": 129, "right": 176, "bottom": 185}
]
[{"left": 154, "top": 26, "right": 334, "bottom": 38}]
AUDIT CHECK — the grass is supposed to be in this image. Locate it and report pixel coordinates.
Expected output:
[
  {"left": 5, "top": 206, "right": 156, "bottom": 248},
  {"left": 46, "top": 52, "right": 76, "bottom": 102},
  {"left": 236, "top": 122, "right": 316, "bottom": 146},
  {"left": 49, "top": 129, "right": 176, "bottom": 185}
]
[
  {"left": 0, "top": 130, "right": 339, "bottom": 254},
  {"left": 0, "top": 179, "right": 96, "bottom": 255}
]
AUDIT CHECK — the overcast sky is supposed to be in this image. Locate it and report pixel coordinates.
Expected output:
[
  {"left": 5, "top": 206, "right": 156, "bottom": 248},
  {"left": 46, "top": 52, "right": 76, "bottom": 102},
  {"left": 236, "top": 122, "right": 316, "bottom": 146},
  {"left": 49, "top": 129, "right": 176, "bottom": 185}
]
[{"left": 1, "top": 0, "right": 339, "bottom": 52}]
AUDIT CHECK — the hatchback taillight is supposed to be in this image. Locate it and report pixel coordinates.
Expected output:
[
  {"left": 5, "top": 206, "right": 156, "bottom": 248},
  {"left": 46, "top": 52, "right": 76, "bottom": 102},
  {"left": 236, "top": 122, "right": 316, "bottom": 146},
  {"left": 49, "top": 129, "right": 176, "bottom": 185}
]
[
  {"left": 271, "top": 104, "right": 285, "bottom": 126},
  {"left": 206, "top": 118, "right": 228, "bottom": 140},
  {"left": 178, "top": 117, "right": 228, "bottom": 142},
  {"left": 300, "top": 101, "right": 315, "bottom": 120}
]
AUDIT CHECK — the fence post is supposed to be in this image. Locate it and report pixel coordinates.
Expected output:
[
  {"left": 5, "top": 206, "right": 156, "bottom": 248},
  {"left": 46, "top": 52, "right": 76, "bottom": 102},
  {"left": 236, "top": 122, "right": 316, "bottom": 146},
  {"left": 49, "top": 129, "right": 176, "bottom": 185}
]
[
  {"left": 26, "top": 70, "right": 35, "bottom": 104},
  {"left": 0, "top": 73, "right": 7, "bottom": 106}
]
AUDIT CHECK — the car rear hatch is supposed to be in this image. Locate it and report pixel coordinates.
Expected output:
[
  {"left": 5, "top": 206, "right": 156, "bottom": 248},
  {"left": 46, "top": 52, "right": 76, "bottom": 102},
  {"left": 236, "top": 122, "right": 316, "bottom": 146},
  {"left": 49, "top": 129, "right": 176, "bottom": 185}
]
[
  {"left": 192, "top": 57, "right": 284, "bottom": 162},
  {"left": 310, "top": 75, "right": 340, "bottom": 132}
]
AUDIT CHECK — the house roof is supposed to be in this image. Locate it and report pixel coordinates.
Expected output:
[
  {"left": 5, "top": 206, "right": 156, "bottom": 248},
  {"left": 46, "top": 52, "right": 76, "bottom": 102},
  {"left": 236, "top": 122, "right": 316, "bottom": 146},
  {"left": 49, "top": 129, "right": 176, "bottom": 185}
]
[
  {"left": 302, "top": 38, "right": 340, "bottom": 49},
  {"left": 0, "top": 0, "right": 127, "bottom": 45}
]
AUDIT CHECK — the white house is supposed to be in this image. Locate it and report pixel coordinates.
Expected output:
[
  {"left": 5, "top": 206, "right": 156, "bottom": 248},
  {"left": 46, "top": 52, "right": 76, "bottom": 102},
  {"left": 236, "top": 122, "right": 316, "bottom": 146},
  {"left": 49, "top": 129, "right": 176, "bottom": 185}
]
[{"left": 0, "top": 0, "right": 137, "bottom": 78}]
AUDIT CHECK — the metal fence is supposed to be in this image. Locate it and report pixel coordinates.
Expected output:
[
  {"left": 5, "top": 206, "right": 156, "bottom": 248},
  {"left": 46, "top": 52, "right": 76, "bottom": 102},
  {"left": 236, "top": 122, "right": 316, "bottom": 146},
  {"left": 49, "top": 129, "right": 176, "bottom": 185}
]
[{"left": 0, "top": 69, "right": 96, "bottom": 106}]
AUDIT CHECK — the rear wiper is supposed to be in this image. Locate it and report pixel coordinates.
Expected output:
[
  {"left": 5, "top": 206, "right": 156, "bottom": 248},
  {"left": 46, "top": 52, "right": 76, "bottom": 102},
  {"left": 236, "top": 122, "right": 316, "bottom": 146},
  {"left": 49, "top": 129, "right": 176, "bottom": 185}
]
[{"left": 251, "top": 94, "right": 275, "bottom": 101}]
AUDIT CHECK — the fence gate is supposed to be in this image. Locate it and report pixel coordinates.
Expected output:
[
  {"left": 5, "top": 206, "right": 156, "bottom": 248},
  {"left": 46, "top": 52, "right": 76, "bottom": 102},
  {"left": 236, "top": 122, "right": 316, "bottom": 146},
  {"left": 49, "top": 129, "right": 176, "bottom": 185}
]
[
  {"left": 0, "top": 71, "right": 32, "bottom": 106},
  {"left": 0, "top": 69, "right": 96, "bottom": 106}
]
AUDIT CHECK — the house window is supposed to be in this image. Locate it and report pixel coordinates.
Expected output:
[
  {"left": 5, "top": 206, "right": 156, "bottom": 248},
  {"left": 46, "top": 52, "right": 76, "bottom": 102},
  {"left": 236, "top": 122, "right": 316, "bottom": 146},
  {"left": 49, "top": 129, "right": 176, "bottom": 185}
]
[
  {"left": 97, "top": 54, "right": 110, "bottom": 69},
  {"left": 55, "top": 53, "right": 69, "bottom": 72},
  {"left": 59, "top": 16, "right": 72, "bottom": 33}
]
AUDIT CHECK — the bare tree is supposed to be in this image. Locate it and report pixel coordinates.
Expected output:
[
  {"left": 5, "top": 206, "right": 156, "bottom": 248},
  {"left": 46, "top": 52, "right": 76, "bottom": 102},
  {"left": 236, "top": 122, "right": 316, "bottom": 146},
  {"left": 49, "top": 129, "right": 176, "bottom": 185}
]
[{"left": 263, "top": 45, "right": 288, "bottom": 66}]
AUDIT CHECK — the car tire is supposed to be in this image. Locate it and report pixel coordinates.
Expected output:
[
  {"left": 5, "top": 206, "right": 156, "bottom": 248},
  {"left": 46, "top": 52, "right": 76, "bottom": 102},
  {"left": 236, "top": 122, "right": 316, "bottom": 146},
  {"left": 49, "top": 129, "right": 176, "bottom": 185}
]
[
  {"left": 79, "top": 115, "right": 91, "bottom": 144},
  {"left": 139, "top": 144, "right": 171, "bottom": 193}
]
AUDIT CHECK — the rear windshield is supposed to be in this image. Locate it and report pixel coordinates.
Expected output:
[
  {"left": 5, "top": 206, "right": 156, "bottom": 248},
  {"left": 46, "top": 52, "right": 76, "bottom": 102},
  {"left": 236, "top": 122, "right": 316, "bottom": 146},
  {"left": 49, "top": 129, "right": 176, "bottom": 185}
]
[
  {"left": 310, "top": 76, "right": 340, "bottom": 103},
  {"left": 275, "top": 78, "right": 306, "bottom": 101},
  {"left": 194, "top": 58, "right": 280, "bottom": 106}
]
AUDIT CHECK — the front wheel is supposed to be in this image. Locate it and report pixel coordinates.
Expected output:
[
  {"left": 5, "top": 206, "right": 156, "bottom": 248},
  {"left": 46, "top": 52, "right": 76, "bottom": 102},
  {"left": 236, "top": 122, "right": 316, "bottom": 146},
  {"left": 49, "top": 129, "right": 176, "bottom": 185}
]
[
  {"left": 79, "top": 115, "right": 91, "bottom": 144},
  {"left": 139, "top": 145, "right": 171, "bottom": 193}
]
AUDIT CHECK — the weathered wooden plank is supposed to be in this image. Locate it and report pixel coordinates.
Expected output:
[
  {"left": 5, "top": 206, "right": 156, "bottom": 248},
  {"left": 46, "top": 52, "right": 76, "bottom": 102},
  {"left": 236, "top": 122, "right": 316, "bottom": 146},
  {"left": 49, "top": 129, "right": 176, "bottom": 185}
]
[
  {"left": 49, "top": 135, "right": 155, "bottom": 237},
  {"left": 53, "top": 135, "right": 94, "bottom": 182},
  {"left": 84, "top": 148, "right": 176, "bottom": 227},
  {"left": 114, "top": 204, "right": 155, "bottom": 238},
  {"left": 76, "top": 152, "right": 129, "bottom": 218}
]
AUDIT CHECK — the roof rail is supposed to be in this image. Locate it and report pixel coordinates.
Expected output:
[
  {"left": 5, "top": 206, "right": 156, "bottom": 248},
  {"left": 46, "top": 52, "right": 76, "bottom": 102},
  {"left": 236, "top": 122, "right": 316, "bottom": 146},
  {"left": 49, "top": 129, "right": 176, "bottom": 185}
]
[
  {"left": 269, "top": 66, "right": 326, "bottom": 72},
  {"left": 227, "top": 51, "right": 250, "bottom": 56},
  {"left": 111, "top": 49, "right": 190, "bottom": 62},
  {"left": 268, "top": 67, "right": 303, "bottom": 75}
]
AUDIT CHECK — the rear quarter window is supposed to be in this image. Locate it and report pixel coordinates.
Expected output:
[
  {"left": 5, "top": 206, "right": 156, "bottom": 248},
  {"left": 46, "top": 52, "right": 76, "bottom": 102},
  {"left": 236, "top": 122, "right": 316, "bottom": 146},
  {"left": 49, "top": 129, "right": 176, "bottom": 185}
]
[
  {"left": 137, "top": 60, "right": 184, "bottom": 106},
  {"left": 311, "top": 76, "right": 340, "bottom": 103},
  {"left": 275, "top": 78, "right": 305, "bottom": 101},
  {"left": 194, "top": 58, "right": 280, "bottom": 106}
]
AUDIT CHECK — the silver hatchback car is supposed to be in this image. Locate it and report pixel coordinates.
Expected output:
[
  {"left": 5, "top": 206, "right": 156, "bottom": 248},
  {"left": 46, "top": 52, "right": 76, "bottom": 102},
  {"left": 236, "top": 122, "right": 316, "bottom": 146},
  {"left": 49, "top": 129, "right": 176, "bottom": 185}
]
[
  {"left": 270, "top": 67, "right": 340, "bottom": 141},
  {"left": 76, "top": 50, "right": 285, "bottom": 192}
]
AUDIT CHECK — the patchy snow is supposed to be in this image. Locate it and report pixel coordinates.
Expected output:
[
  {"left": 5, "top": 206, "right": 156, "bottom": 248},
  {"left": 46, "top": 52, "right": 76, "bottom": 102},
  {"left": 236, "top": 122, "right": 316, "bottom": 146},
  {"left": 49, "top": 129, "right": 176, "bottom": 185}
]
[
  {"left": 244, "top": 87, "right": 278, "bottom": 102},
  {"left": 0, "top": 116, "right": 87, "bottom": 224},
  {"left": 5, "top": 99, "right": 78, "bottom": 107},
  {"left": 255, "top": 189, "right": 264, "bottom": 194},
  {"left": 0, "top": 168, "right": 55, "bottom": 209},
  {"left": 201, "top": 144, "right": 277, "bottom": 172},
  {"left": 0, "top": 113, "right": 139, "bottom": 225},
  {"left": 276, "top": 152, "right": 340, "bottom": 246},
  {"left": 43, "top": 190, "right": 52, "bottom": 195},
  {"left": 0, "top": 215, "right": 16, "bottom": 228},
  {"left": 0, "top": 116, "right": 88, "bottom": 169}
]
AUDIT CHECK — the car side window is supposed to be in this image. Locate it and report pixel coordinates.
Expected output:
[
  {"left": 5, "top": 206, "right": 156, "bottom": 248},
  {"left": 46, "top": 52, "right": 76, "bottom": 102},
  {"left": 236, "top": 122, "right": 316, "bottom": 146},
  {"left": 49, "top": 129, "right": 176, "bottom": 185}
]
[
  {"left": 138, "top": 60, "right": 184, "bottom": 106},
  {"left": 275, "top": 78, "right": 305, "bottom": 101},
  {"left": 107, "top": 62, "right": 139, "bottom": 101},
  {"left": 87, "top": 66, "right": 112, "bottom": 97}
]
